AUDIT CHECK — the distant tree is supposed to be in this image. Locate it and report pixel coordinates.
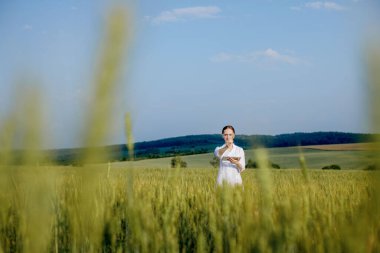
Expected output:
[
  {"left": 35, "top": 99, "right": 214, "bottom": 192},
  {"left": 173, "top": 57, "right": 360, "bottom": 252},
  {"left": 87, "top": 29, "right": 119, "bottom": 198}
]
[
  {"left": 171, "top": 156, "right": 187, "bottom": 168},
  {"left": 322, "top": 164, "right": 341, "bottom": 170},
  {"left": 210, "top": 157, "right": 219, "bottom": 168},
  {"left": 365, "top": 164, "right": 377, "bottom": 171},
  {"left": 246, "top": 159, "right": 258, "bottom": 169},
  {"left": 181, "top": 160, "right": 187, "bottom": 168},
  {"left": 246, "top": 158, "right": 280, "bottom": 169}
]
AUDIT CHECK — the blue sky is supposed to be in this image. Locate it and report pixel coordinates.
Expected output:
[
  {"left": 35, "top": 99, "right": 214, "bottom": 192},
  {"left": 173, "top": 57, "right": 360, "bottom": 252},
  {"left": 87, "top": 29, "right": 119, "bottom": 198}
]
[{"left": 0, "top": 1, "right": 378, "bottom": 148}]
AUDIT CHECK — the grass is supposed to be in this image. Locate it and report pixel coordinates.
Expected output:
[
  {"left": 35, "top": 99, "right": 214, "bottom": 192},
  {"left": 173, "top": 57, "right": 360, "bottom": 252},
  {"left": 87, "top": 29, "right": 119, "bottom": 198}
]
[{"left": 303, "top": 142, "right": 376, "bottom": 151}]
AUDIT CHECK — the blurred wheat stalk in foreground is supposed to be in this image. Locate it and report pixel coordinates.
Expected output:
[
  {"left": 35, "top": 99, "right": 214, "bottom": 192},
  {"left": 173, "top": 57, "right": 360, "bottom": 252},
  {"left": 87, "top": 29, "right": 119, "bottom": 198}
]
[{"left": 0, "top": 6, "right": 131, "bottom": 253}]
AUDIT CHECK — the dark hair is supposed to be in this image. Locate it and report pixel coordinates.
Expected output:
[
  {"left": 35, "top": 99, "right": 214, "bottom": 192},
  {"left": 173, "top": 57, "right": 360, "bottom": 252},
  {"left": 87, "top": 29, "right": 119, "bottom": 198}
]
[{"left": 222, "top": 125, "right": 235, "bottom": 134}]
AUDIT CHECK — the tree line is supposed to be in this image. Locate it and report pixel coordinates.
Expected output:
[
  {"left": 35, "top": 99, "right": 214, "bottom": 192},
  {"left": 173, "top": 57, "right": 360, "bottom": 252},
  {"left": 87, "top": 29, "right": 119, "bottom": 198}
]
[{"left": 1, "top": 132, "right": 375, "bottom": 166}]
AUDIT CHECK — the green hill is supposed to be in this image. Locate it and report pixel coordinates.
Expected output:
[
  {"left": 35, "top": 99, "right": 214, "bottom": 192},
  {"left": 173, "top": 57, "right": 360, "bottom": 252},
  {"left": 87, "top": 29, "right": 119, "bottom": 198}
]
[{"left": 2, "top": 131, "right": 374, "bottom": 165}]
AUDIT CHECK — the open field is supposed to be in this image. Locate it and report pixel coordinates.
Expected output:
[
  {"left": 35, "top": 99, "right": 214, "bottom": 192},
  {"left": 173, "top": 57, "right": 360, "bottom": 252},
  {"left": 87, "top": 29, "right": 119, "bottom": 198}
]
[
  {"left": 303, "top": 142, "right": 376, "bottom": 151},
  {"left": 0, "top": 166, "right": 379, "bottom": 252},
  {"left": 111, "top": 143, "right": 376, "bottom": 170}
]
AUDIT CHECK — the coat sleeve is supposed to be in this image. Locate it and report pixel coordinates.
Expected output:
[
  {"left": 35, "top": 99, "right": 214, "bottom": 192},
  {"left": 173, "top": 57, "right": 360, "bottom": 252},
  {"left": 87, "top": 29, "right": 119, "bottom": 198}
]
[
  {"left": 214, "top": 146, "right": 221, "bottom": 159},
  {"left": 239, "top": 148, "right": 246, "bottom": 172}
]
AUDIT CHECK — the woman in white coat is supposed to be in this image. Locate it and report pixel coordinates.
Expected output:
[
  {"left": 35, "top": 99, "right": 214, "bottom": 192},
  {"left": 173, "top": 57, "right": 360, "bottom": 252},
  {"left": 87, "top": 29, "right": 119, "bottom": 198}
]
[{"left": 214, "top": 125, "right": 246, "bottom": 186}]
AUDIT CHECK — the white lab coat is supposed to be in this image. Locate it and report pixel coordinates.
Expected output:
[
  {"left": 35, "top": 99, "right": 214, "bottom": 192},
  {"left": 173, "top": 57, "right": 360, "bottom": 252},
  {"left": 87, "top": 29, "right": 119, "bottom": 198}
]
[{"left": 214, "top": 144, "right": 245, "bottom": 186}]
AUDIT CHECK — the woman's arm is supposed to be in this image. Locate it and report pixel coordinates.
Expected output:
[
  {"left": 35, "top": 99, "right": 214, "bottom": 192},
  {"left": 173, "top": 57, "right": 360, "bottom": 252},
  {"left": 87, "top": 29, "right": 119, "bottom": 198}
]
[
  {"left": 218, "top": 146, "right": 228, "bottom": 157},
  {"left": 227, "top": 148, "right": 245, "bottom": 172},
  {"left": 214, "top": 145, "right": 227, "bottom": 159}
]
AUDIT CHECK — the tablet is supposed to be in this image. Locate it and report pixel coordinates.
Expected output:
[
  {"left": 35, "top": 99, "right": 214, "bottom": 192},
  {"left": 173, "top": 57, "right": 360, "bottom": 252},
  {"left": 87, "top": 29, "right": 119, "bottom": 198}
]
[{"left": 222, "top": 156, "right": 241, "bottom": 161}]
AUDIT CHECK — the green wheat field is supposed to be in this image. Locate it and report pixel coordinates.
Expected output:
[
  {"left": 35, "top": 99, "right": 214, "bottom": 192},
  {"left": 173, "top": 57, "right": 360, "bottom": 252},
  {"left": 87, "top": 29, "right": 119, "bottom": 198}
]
[{"left": 0, "top": 164, "right": 380, "bottom": 252}]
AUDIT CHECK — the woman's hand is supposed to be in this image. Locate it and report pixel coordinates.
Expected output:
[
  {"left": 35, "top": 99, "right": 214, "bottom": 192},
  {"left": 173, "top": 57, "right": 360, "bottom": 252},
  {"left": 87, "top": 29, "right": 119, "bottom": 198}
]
[
  {"left": 227, "top": 157, "right": 239, "bottom": 165},
  {"left": 227, "top": 157, "right": 243, "bottom": 172}
]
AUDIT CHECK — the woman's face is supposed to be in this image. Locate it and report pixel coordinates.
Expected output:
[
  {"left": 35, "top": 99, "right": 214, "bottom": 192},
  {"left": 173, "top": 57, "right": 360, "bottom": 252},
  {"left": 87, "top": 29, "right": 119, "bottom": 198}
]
[{"left": 223, "top": 128, "right": 235, "bottom": 144}]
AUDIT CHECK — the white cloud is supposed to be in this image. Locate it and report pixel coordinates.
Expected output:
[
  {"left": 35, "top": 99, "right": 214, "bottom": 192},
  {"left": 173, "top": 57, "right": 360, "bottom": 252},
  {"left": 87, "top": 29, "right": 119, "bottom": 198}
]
[
  {"left": 210, "top": 48, "right": 302, "bottom": 65},
  {"left": 260, "top": 48, "right": 300, "bottom": 64},
  {"left": 148, "top": 6, "right": 221, "bottom": 25},
  {"left": 290, "top": 6, "right": 302, "bottom": 11},
  {"left": 23, "top": 24, "right": 33, "bottom": 30},
  {"left": 305, "top": 1, "right": 346, "bottom": 11},
  {"left": 291, "top": 1, "right": 347, "bottom": 11}
]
